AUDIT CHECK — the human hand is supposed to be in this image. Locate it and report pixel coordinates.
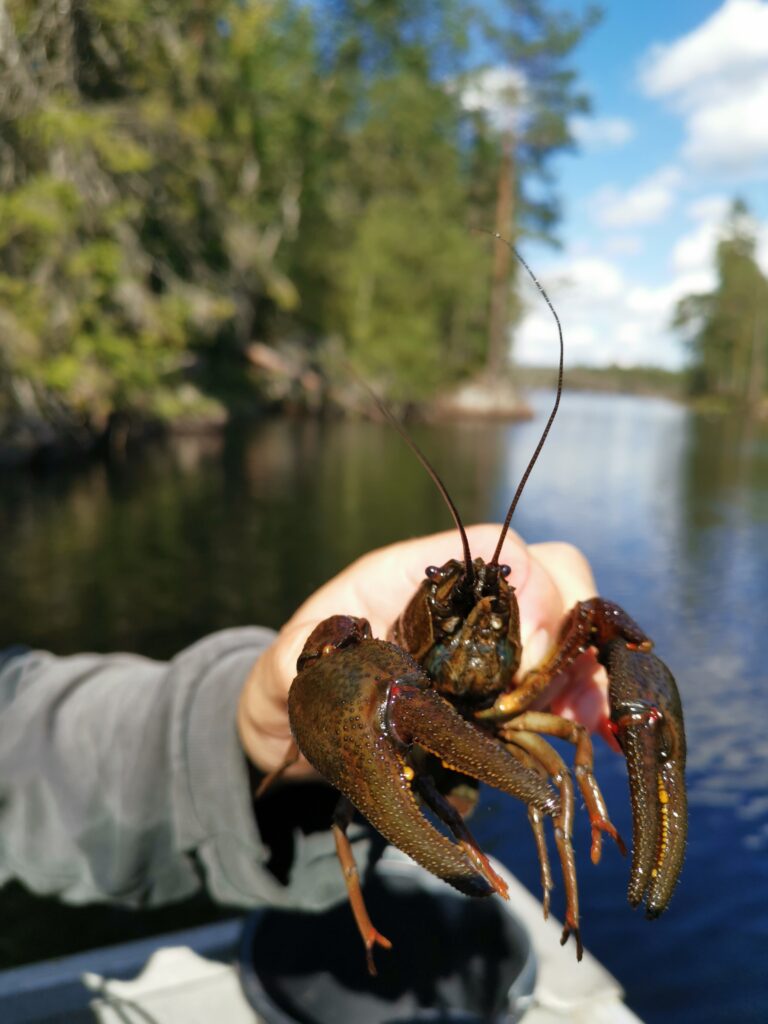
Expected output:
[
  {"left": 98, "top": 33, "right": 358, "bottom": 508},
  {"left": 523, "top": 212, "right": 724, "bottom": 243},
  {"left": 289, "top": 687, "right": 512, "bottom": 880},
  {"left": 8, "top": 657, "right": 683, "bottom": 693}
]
[{"left": 237, "top": 524, "right": 610, "bottom": 778}]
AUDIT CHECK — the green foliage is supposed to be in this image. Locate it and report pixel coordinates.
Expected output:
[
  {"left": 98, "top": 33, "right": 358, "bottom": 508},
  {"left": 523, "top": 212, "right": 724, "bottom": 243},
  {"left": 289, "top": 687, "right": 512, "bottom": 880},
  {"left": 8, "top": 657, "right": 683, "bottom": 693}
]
[
  {"left": 0, "top": 0, "right": 596, "bottom": 438},
  {"left": 339, "top": 199, "right": 489, "bottom": 396},
  {"left": 673, "top": 201, "right": 768, "bottom": 409},
  {"left": 472, "top": 0, "right": 600, "bottom": 242}
]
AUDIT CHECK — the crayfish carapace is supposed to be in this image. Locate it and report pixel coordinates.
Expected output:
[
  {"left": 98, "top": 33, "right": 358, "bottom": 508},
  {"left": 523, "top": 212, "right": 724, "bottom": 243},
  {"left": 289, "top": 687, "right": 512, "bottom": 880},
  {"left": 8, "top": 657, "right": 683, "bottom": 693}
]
[{"left": 261, "top": 240, "right": 687, "bottom": 974}]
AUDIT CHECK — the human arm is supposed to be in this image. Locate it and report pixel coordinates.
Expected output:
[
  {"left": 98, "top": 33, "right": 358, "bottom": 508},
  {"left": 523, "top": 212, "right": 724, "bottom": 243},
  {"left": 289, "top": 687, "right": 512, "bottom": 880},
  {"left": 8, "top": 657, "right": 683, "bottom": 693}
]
[
  {"left": 0, "top": 627, "right": 342, "bottom": 911},
  {"left": 0, "top": 525, "right": 607, "bottom": 915}
]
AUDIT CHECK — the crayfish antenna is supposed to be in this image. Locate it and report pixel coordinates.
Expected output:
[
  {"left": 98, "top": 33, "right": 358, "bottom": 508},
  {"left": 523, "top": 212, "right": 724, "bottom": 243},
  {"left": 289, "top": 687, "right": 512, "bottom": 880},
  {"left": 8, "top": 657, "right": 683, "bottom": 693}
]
[
  {"left": 473, "top": 231, "right": 565, "bottom": 567},
  {"left": 352, "top": 372, "right": 474, "bottom": 586}
]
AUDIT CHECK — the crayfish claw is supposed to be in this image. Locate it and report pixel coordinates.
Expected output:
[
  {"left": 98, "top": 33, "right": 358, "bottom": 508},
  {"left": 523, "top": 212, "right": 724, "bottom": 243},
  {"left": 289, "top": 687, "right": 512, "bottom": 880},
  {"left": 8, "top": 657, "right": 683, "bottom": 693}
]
[
  {"left": 291, "top": 639, "right": 510, "bottom": 901},
  {"left": 603, "top": 638, "right": 687, "bottom": 917},
  {"left": 414, "top": 774, "right": 510, "bottom": 899},
  {"left": 388, "top": 684, "right": 558, "bottom": 818}
]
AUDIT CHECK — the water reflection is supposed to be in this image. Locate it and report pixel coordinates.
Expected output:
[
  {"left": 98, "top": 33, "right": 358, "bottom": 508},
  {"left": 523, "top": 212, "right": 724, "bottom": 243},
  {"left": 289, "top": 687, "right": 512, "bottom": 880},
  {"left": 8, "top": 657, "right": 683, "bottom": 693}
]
[{"left": 1, "top": 393, "right": 767, "bottom": 1022}]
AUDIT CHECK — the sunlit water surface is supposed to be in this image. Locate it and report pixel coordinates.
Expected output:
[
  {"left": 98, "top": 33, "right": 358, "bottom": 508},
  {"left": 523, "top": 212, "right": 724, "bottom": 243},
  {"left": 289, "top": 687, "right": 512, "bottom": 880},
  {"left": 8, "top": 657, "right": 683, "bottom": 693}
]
[{"left": 1, "top": 391, "right": 767, "bottom": 1023}]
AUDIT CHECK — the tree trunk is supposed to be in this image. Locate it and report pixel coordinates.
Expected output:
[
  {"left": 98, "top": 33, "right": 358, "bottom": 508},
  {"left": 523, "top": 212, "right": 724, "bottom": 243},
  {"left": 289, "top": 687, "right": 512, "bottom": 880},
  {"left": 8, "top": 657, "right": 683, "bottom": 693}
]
[
  {"left": 485, "top": 132, "right": 515, "bottom": 378},
  {"left": 746, "top": 308, "right": 765, "bottom": 409}
]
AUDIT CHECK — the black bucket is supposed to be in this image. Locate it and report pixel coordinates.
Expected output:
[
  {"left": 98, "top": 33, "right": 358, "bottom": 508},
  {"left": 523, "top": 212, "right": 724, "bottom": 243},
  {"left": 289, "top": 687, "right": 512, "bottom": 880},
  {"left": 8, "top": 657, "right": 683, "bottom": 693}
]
[{"left": 237, "top": 849, "right": 536, "bottom": 1024}]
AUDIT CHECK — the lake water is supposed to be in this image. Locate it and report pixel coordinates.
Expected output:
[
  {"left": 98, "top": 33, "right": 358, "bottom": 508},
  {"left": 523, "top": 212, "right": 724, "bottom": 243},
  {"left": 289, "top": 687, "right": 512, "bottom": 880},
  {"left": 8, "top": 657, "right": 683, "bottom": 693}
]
[{"left": 1, "top": 390, "right": 767, "bottom": 1023}]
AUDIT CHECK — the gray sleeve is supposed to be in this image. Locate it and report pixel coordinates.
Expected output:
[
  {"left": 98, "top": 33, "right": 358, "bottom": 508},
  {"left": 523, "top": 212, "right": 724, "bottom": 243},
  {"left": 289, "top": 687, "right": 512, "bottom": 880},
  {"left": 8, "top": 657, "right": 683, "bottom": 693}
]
[{"left": 0, "top": 629, "right": 356, "bottom": 913}]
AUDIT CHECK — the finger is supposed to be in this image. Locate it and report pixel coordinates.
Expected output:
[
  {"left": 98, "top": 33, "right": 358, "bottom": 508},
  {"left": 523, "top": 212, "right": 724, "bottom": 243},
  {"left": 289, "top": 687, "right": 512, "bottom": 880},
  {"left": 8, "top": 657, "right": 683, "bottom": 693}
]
[
  {"left": 530, "top": 542, "right": 598, "bottom": 608},
  {"left": 513, "top": 547, "right": 568, "bottom": 675},
  {"left": 549, "top": 655, "right": 610, "bottom": 733},
  {"left": 528, "top": 542, "right": 610, "bottom": 727}
]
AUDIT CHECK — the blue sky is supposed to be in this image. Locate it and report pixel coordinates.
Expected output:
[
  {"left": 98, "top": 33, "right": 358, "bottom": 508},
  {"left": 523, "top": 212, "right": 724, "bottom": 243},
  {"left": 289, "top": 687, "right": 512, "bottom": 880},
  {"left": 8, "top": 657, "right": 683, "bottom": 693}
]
[{"left": 504, "top": 0, "right": 768, "bottom": 368}]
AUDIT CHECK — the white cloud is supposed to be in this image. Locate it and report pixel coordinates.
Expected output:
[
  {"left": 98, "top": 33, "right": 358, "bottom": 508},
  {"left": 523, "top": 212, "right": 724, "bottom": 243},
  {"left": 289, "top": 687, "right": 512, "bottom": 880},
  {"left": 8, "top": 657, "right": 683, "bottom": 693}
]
[
  {"left": 604, "top": 234, "right": 644, "bottom": 257},
  {"left": 683, "top": 80, "right": 768, "bottom": 170},
  {"left": 640, "top": 0, "right": 768, "bottom": 100},
  {"left": 671, "top": 196, "right": 730, "bottom": 275},
  {"left": 460, "top": 66, "right": 529, "bottom": 133},
  {"left": 550, "top": 257, "right": 624, "bottom": 300},
  {"left": 626, "top": 271, "right": 717, "bottom": 316},
  {"left": 517, "top": 310, "right": 609, "bottom": 366},
  {"left": 686, "top": 195, "right": 732, "bottom": 223},
  {"left": 671, "top": 195, "right": 768, "bottom": 276},
  {"left": 590, "top": 166, "right": 682, "bottom": 229},
  {"left": 571, "top": 116, "right": 635, "bottom": 149},
  {"left": 616, "top": 321, "right": 646, "bottom": 348},
  {"left": 513, "top": 253, "right": 719, "bottom": 370},
  {"left": 639, "top": 0, "right": 768, "bottom": 175},
  {"left": 672, "top": 222, "right": 722, "bottom": 276}
]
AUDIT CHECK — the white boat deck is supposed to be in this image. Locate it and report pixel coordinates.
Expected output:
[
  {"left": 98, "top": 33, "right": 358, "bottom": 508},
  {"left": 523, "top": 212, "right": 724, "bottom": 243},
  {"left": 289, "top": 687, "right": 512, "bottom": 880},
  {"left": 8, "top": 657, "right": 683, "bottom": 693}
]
[
  {"left": 491, "top": 867, "right": 643, "bottom": 1024},
  {"left": 0, "top": 860, "right": 643, "bottom": 1023}
]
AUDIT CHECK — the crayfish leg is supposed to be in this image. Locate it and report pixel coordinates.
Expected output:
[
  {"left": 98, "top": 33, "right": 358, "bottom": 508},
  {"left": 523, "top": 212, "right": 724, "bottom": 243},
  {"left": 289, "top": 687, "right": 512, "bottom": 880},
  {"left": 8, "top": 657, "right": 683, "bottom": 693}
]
[
  {"left": 500, "top": 711, "right": 626, "bottom": 863},
  {"left": 527, "top": 806, "right": 554, "bottom": 919},
  {"left": 332, "top": 796, "right": 392, "bottom": 976},
  {"left": 503, "top": 729, "right": 583, "bottom": 961},
  {"left": 413, "top": 774, "right": 509, "bottom": 899},
  {"left": 500, "top": 741, "right": 555, "bottom": 918},
  {"left": 254, "top": 740, "right": 300, "bottom": 799}
]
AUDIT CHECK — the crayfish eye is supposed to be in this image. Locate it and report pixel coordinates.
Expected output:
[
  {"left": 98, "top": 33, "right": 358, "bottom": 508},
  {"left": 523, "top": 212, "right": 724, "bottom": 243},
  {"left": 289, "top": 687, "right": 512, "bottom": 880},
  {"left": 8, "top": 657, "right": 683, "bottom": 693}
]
[
  {"left": 499, "top": 564, "right": 512, "bottom": 578},
  {"left": 425, "top": 565, "right": 442, "bottom": 582}
]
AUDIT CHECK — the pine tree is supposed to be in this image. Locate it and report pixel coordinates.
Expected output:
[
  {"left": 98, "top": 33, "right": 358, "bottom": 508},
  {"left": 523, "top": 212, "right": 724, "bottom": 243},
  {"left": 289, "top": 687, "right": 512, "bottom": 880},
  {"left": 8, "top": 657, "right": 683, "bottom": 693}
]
[
  {"left": 469, "top": 0, "right": 600, "bottom": 377},
  {"left": 0, "top": 0, "right": 601, "bottom": 437},
  {"left": 673, "top": 200, "right": 768, "bottom": 409}
]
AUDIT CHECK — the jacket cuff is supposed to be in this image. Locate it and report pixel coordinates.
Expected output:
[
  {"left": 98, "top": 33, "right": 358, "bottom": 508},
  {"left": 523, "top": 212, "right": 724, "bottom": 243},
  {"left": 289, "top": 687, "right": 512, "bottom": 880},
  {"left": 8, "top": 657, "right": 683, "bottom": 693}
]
[{"left": 170, "top": 625, "right": 366, "bottom": 912}]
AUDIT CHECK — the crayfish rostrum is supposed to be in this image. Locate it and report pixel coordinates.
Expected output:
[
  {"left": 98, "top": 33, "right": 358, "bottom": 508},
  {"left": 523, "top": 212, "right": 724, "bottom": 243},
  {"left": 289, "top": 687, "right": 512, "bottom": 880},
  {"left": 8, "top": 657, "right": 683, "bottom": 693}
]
[{"left": 261, "top": 243, "right": 687, "bottom": 975}]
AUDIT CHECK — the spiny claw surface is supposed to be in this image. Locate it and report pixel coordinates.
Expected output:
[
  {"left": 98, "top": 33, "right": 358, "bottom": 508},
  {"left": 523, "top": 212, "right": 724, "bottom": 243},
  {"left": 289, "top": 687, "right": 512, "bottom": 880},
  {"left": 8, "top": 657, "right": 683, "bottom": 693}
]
[
  {"left": 289, "top": 637, "right": 558, "bottom": 898},
  {"left": 603, "top": 638, "right": 687, "bottom": 916}
]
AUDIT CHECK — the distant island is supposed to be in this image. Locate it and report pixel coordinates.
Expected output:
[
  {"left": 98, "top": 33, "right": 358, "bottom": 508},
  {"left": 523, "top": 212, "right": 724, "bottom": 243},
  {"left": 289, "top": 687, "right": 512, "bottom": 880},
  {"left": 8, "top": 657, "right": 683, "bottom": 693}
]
[{"left": 515, "top": 364, "right": 684, "bottom": 401}]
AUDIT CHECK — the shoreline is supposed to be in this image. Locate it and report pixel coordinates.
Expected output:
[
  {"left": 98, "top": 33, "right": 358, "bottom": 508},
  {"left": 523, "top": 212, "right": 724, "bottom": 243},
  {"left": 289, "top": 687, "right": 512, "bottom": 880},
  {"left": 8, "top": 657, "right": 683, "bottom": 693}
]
[{"left": 4, "top": 373, "right": 763, "bottom": 471}]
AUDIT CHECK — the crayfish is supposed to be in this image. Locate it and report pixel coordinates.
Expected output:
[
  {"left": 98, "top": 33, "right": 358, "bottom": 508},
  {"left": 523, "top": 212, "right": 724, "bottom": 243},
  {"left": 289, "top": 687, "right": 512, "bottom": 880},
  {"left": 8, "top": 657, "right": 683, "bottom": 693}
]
[{"left": 261, "top": 242, "right": 687, "bottom": 974}]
